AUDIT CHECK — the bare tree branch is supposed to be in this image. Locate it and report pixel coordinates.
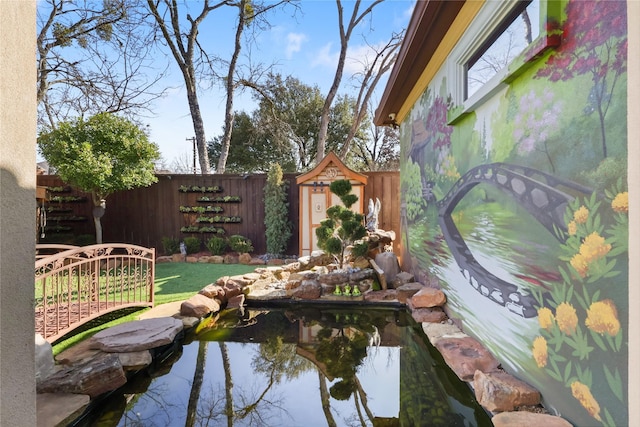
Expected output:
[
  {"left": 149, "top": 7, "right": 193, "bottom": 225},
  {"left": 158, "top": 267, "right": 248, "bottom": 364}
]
[
  {"left": 315, "top": 0, "right": 385, "bottom": 165},
  {"left": 37, "top": 0, "right": 167, "bottom": 130}
]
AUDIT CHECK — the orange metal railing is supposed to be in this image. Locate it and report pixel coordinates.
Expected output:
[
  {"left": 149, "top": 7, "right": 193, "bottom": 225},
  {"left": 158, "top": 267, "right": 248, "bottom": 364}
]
[{"left": 35, "top": 243, "right": 155, "bottom": 342}]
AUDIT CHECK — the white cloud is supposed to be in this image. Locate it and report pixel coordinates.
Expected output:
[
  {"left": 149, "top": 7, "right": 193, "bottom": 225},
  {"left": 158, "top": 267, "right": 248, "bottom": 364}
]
[
  {"left": 285, "top": 32, "right": 308, "bottom": 59},
  {"left": 311, "top": 42, "right": 338, "bottom": 69}
]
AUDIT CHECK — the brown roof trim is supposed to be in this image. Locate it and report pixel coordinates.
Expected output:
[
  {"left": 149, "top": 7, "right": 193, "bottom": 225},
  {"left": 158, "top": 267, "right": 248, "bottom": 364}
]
[
  {"left": 374, "top": 0, "right": 465, "bottom": 126},
  {"left": 296, "top": 151, "right": 368, "bottom": 184}
]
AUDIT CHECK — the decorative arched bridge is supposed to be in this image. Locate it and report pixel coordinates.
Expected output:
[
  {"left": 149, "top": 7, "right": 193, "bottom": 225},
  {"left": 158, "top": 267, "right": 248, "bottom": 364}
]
[
  {"left": 35, "top": 243, "right": 155, "bottom": 342},
  {"left": 435, "top": 163, "right": 594, "bottom": 317}
]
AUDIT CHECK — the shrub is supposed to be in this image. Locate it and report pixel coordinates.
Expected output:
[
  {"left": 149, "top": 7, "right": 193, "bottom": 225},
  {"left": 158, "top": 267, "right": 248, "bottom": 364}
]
[
  {"left": 264, "top": 163, "right": 292, "bottom": 255},
  {"left": 315, "top": 179, "right": 367, "bottom": 268},
  {"left": 161, "top": 236, "right": 180, "bottom": 255},
  {"left": 206, "top": 236, "right": 227, "bottom": 255},
  {"left": 228, "top": 234, "right": 254, "bottom": 254},
  {"left": 183, "top": 236, "right": 201, "bottom": 254}
]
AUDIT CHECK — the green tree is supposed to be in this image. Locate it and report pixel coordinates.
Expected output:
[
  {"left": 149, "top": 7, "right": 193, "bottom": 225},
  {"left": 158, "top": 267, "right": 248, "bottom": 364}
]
[
  {"left": 208, "top": 111, "right": 296, "bottom": 173},
  {"left": 38, "top": 112, "right": 160, "bottom": 243},
  {"left": 221, "top": 73, "right": 370, "bottom": 172},
  {"left": 263, "top": 163, "right": 292, "bottom": 255}
]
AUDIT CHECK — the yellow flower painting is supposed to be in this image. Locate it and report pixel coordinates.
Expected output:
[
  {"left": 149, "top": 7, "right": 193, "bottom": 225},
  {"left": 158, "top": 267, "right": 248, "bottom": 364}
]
[
  {"left": 573, "top": 205, "right": 589, "bottom": 224},
  {"left": 537, "top": 307, "right": 555, "bottom": 330},
  {"left": 555, "top": 302, "right": 578, "bottom": 335},
  {"left": 532, "top": 336, "right": 548, "bottom": 368},
  {"left": 611, "top": 192, "right": 628, "bottom": 213},
  {"left": 571, "top": 381, "right": 602, "bottom": 421},
  {"left": 586, "top": 299, "right": 620, "bottom": 337}
]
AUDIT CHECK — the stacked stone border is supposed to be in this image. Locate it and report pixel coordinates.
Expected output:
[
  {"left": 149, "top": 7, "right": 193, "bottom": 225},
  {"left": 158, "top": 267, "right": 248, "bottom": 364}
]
[{"left": 36, "top": 252, "right": 572, "bottom": 427}]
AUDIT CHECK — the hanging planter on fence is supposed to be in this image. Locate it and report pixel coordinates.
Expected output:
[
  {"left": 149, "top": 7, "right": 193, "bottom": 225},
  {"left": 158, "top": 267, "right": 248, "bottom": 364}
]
[
  {"left": 47, "top": 186, "right": 72, "bottom": 193},
  {"left": 180, "top": 225, "right": 226, "bottom": 234},
  {"left": 196, "top": 215, "right": 241, "bottom": 224},
  {"left": 179, "top": 205, "right": 224, "bottom": 213},
  {"left": 48, "top": 215, "right": 87, "bottom": 222},
  {"left": 196, "top": 195, "right": 241, "bottom": 203},
  {"left": 178, "top": 185, "right": 223, "bottom": 193},
  {"left": 49, "top": 195, "right": 87, "bottom": 203}
]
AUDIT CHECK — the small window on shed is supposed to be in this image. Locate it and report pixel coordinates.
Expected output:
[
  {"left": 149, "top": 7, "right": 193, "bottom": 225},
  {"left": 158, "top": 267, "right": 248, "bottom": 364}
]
[{"left": 466, "top": 1, "right": 540, "bottom": 100}]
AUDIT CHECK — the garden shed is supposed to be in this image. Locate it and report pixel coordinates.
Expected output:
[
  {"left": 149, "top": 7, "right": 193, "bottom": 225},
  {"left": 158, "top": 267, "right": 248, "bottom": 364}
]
[{"left": 296, "top": 152, "right": 367, "bottom": 256}]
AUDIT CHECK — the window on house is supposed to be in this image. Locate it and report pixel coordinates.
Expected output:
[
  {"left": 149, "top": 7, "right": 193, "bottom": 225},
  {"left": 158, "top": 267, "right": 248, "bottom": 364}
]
[{"left": 465, "top": 1, "right": 540, "bottom": 100}]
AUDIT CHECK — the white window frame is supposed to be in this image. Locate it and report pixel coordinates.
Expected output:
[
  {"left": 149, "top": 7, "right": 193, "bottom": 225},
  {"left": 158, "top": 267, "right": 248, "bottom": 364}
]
[{"left": 447, "top": 0, "right": 559, "bottom": 124}]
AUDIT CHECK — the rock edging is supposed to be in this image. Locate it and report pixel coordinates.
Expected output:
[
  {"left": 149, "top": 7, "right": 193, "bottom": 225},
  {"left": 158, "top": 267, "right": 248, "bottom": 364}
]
[{"left": 36, "top": 251, "right": 573, "bottom": 427}]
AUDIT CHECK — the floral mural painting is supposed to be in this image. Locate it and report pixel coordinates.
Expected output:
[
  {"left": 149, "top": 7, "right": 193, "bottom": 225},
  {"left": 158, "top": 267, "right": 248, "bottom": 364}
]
[
  {"left": 535, "top": 0, "right": 627, "bottom": 159},
  {"left": 399, "top": 0, "right": 628, "bottom": 426},
  {"left": 531, "top": 182, "right": 628, "bottom": 426}
]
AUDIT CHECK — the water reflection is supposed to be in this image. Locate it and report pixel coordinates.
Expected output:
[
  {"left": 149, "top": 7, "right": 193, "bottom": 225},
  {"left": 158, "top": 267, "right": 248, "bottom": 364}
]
[{"left": 72, "top": 307, "right": 492, "bottom": 427}]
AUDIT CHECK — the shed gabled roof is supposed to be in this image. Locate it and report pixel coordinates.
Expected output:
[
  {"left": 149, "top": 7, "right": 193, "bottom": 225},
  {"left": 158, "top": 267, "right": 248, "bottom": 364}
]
[{"left": 296, "top": 152, "right": 368, "bottom": 185}]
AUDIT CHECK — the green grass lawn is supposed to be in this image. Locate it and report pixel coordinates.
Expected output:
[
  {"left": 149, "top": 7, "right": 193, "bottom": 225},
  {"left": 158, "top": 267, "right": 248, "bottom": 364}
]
[
  {"left": 153, "top": 262, "right": 256, "bottom": 305},
  {"left": 51, "top": 262, "right": 256, "bottom": 355}
]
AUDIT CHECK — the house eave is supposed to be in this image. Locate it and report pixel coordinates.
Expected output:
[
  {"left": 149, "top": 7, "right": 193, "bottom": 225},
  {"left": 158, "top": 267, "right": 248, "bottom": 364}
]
[{"left": 374, "top": 0, "right": 465, "bottom": 127}]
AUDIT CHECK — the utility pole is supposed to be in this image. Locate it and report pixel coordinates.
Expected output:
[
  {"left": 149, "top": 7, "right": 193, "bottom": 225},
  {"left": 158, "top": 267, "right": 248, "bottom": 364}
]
[{"left": 186, "top": 137, "right": 196, "bottom": 174}]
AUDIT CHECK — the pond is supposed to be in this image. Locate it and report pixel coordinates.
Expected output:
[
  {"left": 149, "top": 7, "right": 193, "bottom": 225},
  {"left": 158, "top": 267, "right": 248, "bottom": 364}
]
[{"left": 70, "top": 305, "right": 492, "bottom": 427}]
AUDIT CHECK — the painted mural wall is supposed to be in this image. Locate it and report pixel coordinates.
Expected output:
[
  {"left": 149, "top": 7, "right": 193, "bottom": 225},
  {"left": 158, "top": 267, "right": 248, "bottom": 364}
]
[{"left": 398, "top": 1, "right": 628, "bottom": 426}]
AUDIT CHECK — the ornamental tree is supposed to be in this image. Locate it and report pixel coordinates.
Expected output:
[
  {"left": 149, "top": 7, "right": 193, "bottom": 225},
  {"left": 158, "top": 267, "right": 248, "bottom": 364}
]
[
  {"left": 263, "top": 163, "right": 292, "bottom": 255},
  {"left": 38, "top": 112, "right": 160, "bottom": 243},
  {"left": 535, "top": 0, "right": 627, "bottom": 159},
  {"left": 315, "top": 179, "right": 368, "bottom": 268}
]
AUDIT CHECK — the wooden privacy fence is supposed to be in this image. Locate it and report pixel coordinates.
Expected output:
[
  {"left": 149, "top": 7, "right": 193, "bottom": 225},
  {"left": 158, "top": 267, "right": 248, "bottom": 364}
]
[
  {"left": 36, "top": 171, "right": 400, "bottom": 255},
  {"left": 35, "top": 243, "right": 155, "bottom": 342}
]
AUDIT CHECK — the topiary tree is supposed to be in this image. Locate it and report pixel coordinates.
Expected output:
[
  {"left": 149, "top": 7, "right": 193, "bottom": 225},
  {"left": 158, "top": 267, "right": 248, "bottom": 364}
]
[
  {"left": 315, "top": 179, "right": 368, "bottom": 268},
  {"left": 38, "top": 112, "right": 159, "bottom": 244},
  {"left": 263, "top": 163, "right": 292, "bottom": 255}
]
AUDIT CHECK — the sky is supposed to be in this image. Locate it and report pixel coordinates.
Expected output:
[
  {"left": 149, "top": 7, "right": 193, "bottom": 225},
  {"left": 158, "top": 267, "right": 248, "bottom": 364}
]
[{"left": 144, "top": 0, "right": 415, "bottom": 169}]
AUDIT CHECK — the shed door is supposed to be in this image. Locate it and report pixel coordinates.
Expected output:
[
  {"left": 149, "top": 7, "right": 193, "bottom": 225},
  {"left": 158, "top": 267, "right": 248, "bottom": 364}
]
[{"left": 309, "top": 188, "right": 330, "bottom": 254}]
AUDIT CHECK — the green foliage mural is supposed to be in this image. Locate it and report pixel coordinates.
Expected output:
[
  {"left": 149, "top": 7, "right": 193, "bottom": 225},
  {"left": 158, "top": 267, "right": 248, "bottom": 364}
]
[{"left": 399, "top": 1, "right": 628, "bottom": 425}]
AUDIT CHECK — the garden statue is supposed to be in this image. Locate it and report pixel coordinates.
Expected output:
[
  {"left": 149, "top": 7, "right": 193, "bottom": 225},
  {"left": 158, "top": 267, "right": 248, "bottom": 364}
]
[{"left": 366, "top": 198, "right": 381, "bottom": 231}]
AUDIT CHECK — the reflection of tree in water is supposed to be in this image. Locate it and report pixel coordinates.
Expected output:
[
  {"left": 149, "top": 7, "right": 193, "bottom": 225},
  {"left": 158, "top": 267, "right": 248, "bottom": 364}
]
[
  {"left": 316, "top": 328, "right": 368, "bottom": 400},
  {"left": 314, "top": 322, "right": 379, "bottom": 427},
  {"left": 190, "top": 339, "right": 312, "bottom": 427}
]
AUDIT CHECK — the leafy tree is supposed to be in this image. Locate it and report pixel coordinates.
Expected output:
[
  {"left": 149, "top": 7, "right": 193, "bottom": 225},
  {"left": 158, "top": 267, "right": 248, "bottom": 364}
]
[
  {"left": 229, "top": 73, "right": 370, "bottom": 171},
  {"left": 243, "top": 73, "right": 325, "bottom": 170},
  {"left": 263, "top": 163, "right": 292, "bottom": 255},
  {"left": 535, "top": 0, "right": 627, "bottom": 159},
  {"left": 208, "top": 111, "right": 296, "bottom": 173},
  {"left": 37, "top": 0, "right": 165, "bottom": 130},
  {"left": 38, "top": 113, "right": 160, "bottom": 244},
  {"left": 315, "top": 179, "right": 368, "bottom": 268}
]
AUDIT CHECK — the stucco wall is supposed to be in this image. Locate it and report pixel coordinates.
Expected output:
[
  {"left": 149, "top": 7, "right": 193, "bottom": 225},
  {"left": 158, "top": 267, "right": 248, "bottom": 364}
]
[
  {"left": 397, "top": 1, "right": 635, "bottom": 425},
  {"left": 0, "top": 1, "right": 37, "bottom": 425},
  {"left": 626, "top": 2, "right": 639, "bottom": 426}
]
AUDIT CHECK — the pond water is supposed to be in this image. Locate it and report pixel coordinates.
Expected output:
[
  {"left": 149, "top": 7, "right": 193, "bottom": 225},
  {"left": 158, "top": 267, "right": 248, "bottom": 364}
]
[{"left": 71, "top": 305, "right": 492, "bottom": 427}]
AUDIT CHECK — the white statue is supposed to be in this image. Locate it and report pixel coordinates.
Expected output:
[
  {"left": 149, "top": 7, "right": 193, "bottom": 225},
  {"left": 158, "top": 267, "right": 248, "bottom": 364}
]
[{"left": 366, "top": 198, "right": 381, "bottom": 231}]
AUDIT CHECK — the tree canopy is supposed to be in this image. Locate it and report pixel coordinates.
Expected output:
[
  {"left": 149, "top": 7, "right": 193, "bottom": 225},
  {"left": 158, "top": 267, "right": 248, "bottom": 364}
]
[
  {"left": 209, "top": 73, "right": 377, "bottom": 173},
  {"left": 38, "top": 112, "right": 160, "bottom": 243}
]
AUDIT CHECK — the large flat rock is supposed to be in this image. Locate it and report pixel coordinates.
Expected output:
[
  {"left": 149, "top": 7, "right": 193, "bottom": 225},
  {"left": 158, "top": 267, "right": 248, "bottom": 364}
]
[
  {"left": 474, "top": 370, "right": 541, "bottom": 412},
  {"left": 37, "top": 393, "right": 90, "bottom": 427},
  {"left": 180, "top": 294, "right": 220, "bottom": 318},
  {"left": 435, "top": 336, "right": 500, "bottom": 381},
  {"left": 92, "top": 317, "right": 183, "bottom": 352},
  {"left": 492, "top": 411, "right": 573, "bottom": 427},
  {"left": 38, "top": 353, "right": 127, "bottom": 398}
]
